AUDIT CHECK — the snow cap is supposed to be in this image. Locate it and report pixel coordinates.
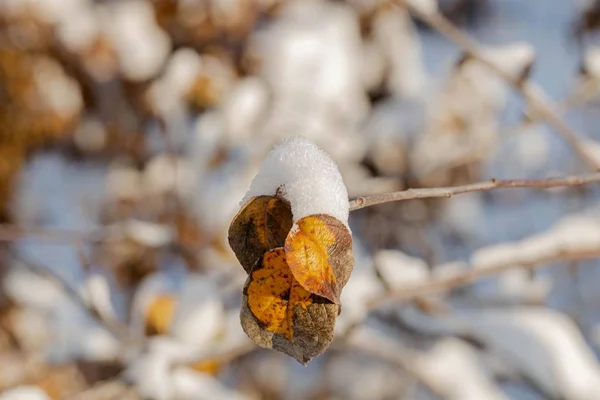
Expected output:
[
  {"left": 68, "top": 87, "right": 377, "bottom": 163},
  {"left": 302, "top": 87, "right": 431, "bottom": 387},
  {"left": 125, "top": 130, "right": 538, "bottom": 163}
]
[{"left": 243, "top": 137, "right": 350, "bottom": 227}]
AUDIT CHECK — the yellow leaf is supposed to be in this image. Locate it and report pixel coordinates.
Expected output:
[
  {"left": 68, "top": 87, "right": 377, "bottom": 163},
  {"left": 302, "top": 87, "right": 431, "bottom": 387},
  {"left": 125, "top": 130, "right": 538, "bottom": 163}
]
[
  {"left": 284, "top": 214, "right": 353, "bottom": 304},
  {"left": 189, "top": 359, "right": 221, "bottom": 376},
  {"left": 145, "top": 295, "right": 176, "bottom": 336},
  {"left": 246, "top": 248, "right": 312, "bottom": 341},
  {"left": 228, "top": 195, "right": 293, "bottom": 274}
]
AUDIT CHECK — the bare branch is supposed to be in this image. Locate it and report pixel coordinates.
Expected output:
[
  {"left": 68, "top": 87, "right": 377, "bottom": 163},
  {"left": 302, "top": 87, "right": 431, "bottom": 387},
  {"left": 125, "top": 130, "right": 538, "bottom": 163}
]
[
  {"left": 400, "top": 1, "right": 600, "bottom": 171},
  {"left": 366, "top": 246, "right": 600, "bottom": 310},
  {"left": 349, "top": 172, "right": 600, "bottom": 211}
]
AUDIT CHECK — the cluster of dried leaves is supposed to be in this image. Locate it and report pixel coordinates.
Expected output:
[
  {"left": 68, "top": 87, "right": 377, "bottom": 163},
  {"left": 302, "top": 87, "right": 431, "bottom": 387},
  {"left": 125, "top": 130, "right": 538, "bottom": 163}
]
[{"left": 229, "top": 195, "right": 353, "bottom": 364}]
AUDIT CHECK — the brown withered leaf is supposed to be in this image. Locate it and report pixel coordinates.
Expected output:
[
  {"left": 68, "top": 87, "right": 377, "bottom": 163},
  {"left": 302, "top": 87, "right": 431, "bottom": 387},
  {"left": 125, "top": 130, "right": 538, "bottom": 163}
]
[
  {"left": 240, "top": 248, "right": 339, "bottom": 365},
  {"left": 284, "top": 214, "right": 353, "bottom": 304},
  {"left": 228, "top": 195, "right": 293, "bottom": 274}
]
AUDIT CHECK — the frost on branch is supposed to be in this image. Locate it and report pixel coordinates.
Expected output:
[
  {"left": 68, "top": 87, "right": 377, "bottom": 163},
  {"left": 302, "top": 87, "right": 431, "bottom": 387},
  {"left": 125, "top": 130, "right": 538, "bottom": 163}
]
[{"left": 228, "top": 137, "right": 354, "bottom": 364}]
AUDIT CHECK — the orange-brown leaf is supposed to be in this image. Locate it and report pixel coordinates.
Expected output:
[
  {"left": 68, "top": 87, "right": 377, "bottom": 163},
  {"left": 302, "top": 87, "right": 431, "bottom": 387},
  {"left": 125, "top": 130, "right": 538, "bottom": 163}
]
[
  {"left": 284, "top": 214, "right": 353, "bottom": 304},
  {"left": 246, "top": 248, "right": 312, "bottom": 341},
  {"left": 228, "top": 195, "right": 293, "bottom": 274}
]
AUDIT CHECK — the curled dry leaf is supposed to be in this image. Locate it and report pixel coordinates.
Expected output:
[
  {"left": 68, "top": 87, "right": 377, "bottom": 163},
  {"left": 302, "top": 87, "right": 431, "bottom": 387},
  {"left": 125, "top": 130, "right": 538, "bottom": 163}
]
[
  {"left": 284, "top": 214, "right": 354, "bottom": 304},
  {"left": 228, "top": 195, "right": 293, "bottom": 274},
  {"left": 240, "top": 248, "right": 339, "bottom": 364}
]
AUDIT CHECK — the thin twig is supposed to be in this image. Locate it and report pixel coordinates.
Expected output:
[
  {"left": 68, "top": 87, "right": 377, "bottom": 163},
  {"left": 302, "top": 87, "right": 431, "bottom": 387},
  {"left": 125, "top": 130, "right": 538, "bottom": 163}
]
[
  {"left": 401, "top": 1, "right": 600, "bottom": 170},
  {"left": 509, "top": 77, "right": 600, "bottom": 135},
  {"left": 0, "top": 224, "right": 102, "bottom": 243},
  {"left": 349, "top": 171, "right": 600, "bottom": 210},
  {"left": 366, "top": 247, "right": 600, "bottom": 310}
]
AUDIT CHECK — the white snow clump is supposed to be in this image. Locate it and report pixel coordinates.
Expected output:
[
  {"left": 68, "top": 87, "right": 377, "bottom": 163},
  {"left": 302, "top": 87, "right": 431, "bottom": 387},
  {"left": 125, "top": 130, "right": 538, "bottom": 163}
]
[{"left": 242, "top": 137, "right": 350, "bottom": 227}]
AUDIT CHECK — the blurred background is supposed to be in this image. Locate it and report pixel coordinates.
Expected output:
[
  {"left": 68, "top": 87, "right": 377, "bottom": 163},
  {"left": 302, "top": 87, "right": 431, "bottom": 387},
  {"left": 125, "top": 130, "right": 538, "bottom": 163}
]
[{"left": 2, "top": 0, "right": 600, "bottom": 399}]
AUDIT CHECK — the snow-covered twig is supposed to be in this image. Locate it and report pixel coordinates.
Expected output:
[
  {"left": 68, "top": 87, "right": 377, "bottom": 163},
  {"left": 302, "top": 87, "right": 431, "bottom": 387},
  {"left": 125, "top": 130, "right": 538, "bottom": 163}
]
[
  {"left": 366, "top": 244, "right": 600, "bottom": 310},
  {"left": 509, "top": 77, "right": 600, "bottom": 134},
  {"left": 399, "top": 1, "right": 600, "bottom": 170},
  {"left": 349, "top": 172, "right": 600, "bottom": 211}
]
